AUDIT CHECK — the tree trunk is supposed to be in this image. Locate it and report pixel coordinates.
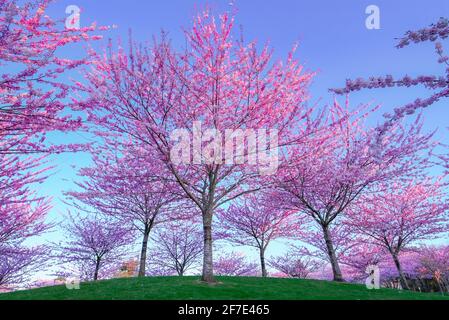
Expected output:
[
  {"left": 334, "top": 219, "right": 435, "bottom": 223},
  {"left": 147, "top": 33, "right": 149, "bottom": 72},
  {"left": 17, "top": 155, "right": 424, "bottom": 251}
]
[
  {"left": 94, "top": 258, "right": 101, "bottom": 281},
  {"left": 201, "top": 212, "right": 215, "bottom": 283},
  {"left": 322, "top": 224, "right": 344, "bottom": 282},
  {"left": 436, "top": 279, "right": 444, "bottom": 295},
  {"left": 138, "top": 228, "right": 150, "bottom": 277},
  {"left": 260, "top": 248, "right": 267, "bottom": 277},
  {"left": 391, "top": 253, "right": 410, "bottom": 290}
]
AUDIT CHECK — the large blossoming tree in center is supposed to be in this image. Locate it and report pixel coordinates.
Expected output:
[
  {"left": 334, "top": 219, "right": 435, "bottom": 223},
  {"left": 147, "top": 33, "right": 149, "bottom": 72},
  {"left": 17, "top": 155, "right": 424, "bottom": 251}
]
[{"left": 78, "top": 11, "right": 320, "bottom": 283}]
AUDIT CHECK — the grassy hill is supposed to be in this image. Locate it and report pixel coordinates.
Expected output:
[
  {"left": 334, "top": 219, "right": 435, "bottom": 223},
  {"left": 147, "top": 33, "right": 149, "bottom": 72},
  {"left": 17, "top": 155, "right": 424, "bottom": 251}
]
[{"left": 0, "top": 276, "right": 448, "bottom": 300}]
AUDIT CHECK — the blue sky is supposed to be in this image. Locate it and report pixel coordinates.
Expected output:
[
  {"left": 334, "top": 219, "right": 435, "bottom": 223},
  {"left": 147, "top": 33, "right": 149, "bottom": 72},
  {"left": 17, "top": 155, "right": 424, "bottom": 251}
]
[{"left": 31, "top": 0, "right": 449, "bottom": 271}]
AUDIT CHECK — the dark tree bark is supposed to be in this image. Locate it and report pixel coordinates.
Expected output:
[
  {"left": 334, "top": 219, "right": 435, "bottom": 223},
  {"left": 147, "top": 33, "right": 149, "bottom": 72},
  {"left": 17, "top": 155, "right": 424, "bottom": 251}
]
[
  {"left": 201, "top": 211, "right": 215, "bottom": 283},
  {"left": 260, "top": 248, "right": 267, "bottom": 277},
  {"left": 391, "top": 252, "right": 410, "bottom": 290},
  {"left": 94, "top": 257, "right": 101, "bottom": 281},
  {"left": 322, "top": 224, "right": 344, "bottom": 282},
  {"left": 138, "top": 225, "right": 152, "bottom": 277}
]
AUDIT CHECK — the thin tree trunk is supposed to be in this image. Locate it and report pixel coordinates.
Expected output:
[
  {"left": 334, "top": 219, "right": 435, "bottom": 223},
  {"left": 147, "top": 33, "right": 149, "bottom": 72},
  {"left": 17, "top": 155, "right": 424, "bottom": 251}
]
[
  {"left": 391, "top": 253, "right": 410, "bottom": 290},
  {"left": 94, "top": 258, "right": 101, "bottom": 281},
  {"left": 176, "top": 261, "right": 184, "bottom": 276},
  {"left": 322, "top": 224, "right": 344, "bottom": 282},
  {"left": 260, "top": 248, "right": 267, "bottom": 277},
  {"left": 138, "top": 228, "right": 150, "bottom": 277},
  {"left": 201, "top": 212, "right": 215, "bottom": 283},
  {"left": 436, "top": 279, "right": 444, "bottom": 295}
]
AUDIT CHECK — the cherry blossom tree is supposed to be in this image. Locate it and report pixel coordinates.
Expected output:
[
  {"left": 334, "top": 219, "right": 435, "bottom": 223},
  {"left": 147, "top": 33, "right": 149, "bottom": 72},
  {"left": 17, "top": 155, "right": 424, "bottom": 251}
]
[
  {"left": 273, "top": 101, "right": 434, "bottom": 282},
  {"left": 0, "top": 0, "right": 104, "bottom": 286},
  {"left": 78, "top": 10, "right": 320, "bottom": 283},
  {"left": 0, "top": 156, "right": 52, "bottom": 288},
  {"left": 217, "top": 193, "right": 296, "bottom": 277},
  {"left": 348, "top": 179, "right": 449, "bottom": 290},
  {"left": 0, "top": 158, "right": 52, "bottom": 247},
  {"left": 440, "top": 151, "right": 449, "bottom": 174},
  {"left": 57, "top": 213, "right": 134, "bottom": 281},
  {"left": 377, "top": 251, "right": 424, "bottom": 290},
  {"left": 0, "top": 0, "right": 104, "bottom": 155},
  {"left": 338, "top": 242, "right": 387, "bottom": 282},
  {"left": 149, "top": 222, "right": 203, "bottom": 276},
  {"left": 146, "top": 264, "right": 178, "bottom": 277},
  {"left": 67, "top": 143, "right": 184, "bottom": 277},
  {"left": 214, "top": 252, "right": 258, "bottom": 277},
  {"left": 331, "top": 18, "right": 449, "bottom": 134},
  {"left": 418, "top": 245, "right": 449, "bottom": 293},
  {"left": 295, "top": 223, "right": 359, "bottom": 273},
  {"left": 0, "top": 246, "right": 48, "bottom": 289},
  {"left": 268, "top": 252, "right": 321, "bottom": 279}
]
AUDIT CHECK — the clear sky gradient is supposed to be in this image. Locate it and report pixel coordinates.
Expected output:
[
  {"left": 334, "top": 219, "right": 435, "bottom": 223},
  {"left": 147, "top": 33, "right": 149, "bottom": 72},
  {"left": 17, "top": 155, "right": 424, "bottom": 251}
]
[{"left": 32, "top": 1, "right": 449, "bottom": 268}]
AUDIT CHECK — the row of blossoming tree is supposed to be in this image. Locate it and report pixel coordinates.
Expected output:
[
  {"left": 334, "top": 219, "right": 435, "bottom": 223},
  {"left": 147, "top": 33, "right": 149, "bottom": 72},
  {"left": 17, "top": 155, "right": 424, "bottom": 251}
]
[{"left": 1, "top": 0, "right": 449, "bottom": 293}]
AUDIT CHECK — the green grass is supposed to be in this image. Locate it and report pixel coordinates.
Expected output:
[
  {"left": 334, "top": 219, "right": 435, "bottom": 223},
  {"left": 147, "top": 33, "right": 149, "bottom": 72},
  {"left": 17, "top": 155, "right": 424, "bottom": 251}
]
[{"left": 0, "top": 276, "right": 448, "bottom": 300}]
